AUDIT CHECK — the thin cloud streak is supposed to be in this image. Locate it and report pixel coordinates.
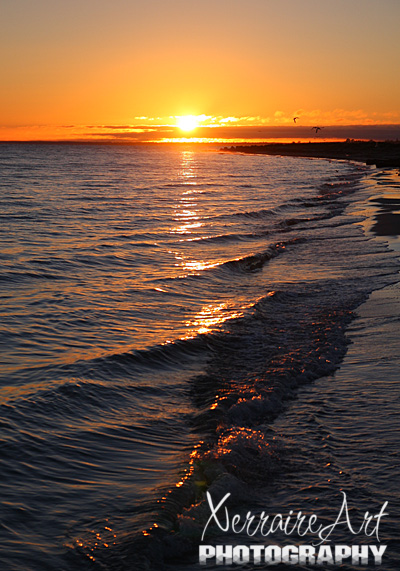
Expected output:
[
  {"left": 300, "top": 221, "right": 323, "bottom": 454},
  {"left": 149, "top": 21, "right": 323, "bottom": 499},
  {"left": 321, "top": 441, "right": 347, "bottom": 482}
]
[{"left": 78, "top": 124, "right": 400, "bottom": 143}]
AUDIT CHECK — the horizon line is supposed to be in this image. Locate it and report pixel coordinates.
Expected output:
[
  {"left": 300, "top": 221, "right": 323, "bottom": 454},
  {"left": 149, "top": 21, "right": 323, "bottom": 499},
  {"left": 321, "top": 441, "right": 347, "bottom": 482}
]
[{"left": 1, "top": 124, "right": 400, "bottom": 144}]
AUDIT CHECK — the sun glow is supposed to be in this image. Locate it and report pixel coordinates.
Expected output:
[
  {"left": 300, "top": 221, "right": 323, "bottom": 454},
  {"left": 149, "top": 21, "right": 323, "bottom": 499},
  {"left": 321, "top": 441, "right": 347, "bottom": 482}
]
[{"left": 176, "top": 115, "right": 199, "bottom": 132}]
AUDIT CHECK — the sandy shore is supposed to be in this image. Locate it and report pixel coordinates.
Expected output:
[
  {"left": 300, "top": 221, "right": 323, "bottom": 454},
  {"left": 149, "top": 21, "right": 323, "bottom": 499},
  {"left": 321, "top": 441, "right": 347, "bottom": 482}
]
[
  {"left": 222, "top": 140, "right": 400, "bottom": 168},
  {"left": 371, "top": 197, "right": 400, "bottom": 237}
]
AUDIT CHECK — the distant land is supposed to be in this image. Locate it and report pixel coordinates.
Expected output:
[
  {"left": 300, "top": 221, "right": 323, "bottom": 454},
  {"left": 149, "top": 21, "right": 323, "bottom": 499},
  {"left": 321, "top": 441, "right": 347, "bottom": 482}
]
[{"left": 222, "top": 140, "right": 400, "bottom": 168}]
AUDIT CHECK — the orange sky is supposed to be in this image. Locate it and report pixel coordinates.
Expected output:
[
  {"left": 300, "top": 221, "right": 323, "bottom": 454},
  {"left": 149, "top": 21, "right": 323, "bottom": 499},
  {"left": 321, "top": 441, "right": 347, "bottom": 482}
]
[{"left": 1, "top": 0, "right": 400, "bottom": 141}]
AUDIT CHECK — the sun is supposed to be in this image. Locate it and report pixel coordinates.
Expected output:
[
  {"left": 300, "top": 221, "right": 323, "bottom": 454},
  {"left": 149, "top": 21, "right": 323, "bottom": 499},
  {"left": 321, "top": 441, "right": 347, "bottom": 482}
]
[{"left": 176, "top": 115, "right": 199, "bottom": 132}]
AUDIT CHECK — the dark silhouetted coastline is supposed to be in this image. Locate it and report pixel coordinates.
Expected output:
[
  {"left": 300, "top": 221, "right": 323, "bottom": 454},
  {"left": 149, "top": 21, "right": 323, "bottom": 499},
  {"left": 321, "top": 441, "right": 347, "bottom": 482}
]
[{"left": 223, "top": 140, "right": 400, "bottom": 168}]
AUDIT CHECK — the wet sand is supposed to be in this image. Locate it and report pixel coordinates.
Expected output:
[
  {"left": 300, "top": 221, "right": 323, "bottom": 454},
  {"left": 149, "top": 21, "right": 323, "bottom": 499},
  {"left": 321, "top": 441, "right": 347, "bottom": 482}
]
[{"left": 370, "top": 197, "right": 400, "bottom": 237}]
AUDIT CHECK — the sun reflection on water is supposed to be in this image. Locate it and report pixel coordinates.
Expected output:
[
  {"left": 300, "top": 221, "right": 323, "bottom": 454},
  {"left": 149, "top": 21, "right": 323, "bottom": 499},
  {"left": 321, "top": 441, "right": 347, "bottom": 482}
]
[
  {"left": 169, "top": 151, "right": 249, "bottom": 336},
  {"left": 185, "top": 302, "right": 244, "bottom": 335},
  {"left": 171, "top": 151, "right": 204, "bottom": 236}
]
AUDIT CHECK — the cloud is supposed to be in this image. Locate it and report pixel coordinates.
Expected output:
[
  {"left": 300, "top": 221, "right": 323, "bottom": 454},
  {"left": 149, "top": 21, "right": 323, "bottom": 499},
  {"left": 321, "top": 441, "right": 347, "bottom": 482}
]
[{"left": 2, "top": 113, "right": 400, "bottom": 142}]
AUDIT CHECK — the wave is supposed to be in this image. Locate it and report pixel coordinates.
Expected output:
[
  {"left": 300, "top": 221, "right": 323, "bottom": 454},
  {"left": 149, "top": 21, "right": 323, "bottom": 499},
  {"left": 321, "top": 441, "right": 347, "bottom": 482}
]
[
  {"left": 66, "top": 279, "right": 355, "bottom": 568},
  {"left": 219, "top": 240, "right": 296, "bottom": 273},
  {"left": 88, "top": 335, "right": 211, "bottom": 379},
  {"left": 197, "top": 181, "right": 361, "bottom": 227},
  {"left": 183, "top": 230, "right": 271, "bottom": 245},
  {"left": 0, "top": 378, "right": 125, "bottom": 422},
  {"left": 154, "top": 239, "right": 301, "bottom": 288},
  {"left": 0, "top": 269, "right": 67, "bottom": 282},
  {"left": 77, "top": 254, "right": 400, "bottom": 569}
]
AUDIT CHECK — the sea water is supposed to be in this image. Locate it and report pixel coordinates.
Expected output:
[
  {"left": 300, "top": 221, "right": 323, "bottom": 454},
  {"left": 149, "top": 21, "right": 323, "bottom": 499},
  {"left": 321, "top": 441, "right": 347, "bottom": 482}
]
[{"left": 0, "top": 144, "right": 398, "bottom": 570}]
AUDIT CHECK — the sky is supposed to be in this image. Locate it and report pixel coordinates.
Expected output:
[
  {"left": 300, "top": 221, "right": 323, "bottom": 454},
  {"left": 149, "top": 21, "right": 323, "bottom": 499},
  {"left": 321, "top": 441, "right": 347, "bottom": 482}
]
[{"left": 1, "top": 0, "right": 400, "bottom": 142}]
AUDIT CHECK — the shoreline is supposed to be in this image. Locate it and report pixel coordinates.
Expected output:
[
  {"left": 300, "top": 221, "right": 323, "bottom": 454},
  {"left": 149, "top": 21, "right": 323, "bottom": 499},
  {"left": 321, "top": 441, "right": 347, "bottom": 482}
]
[
  {"left": 222, "top": 140, "right": 400, "bottom": 168},
  {"left": 160, "top": 148, "right": 400, "bottom": 571},
  {"left": 223, "top": 140, "right": 400, "bottom": 240}
]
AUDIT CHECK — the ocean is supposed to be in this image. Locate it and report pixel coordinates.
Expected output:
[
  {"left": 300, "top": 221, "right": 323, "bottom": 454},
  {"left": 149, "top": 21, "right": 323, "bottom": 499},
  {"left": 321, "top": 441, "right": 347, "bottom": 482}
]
[{"left": 0, "top": 143, "right": 399, "bottom": 570}]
